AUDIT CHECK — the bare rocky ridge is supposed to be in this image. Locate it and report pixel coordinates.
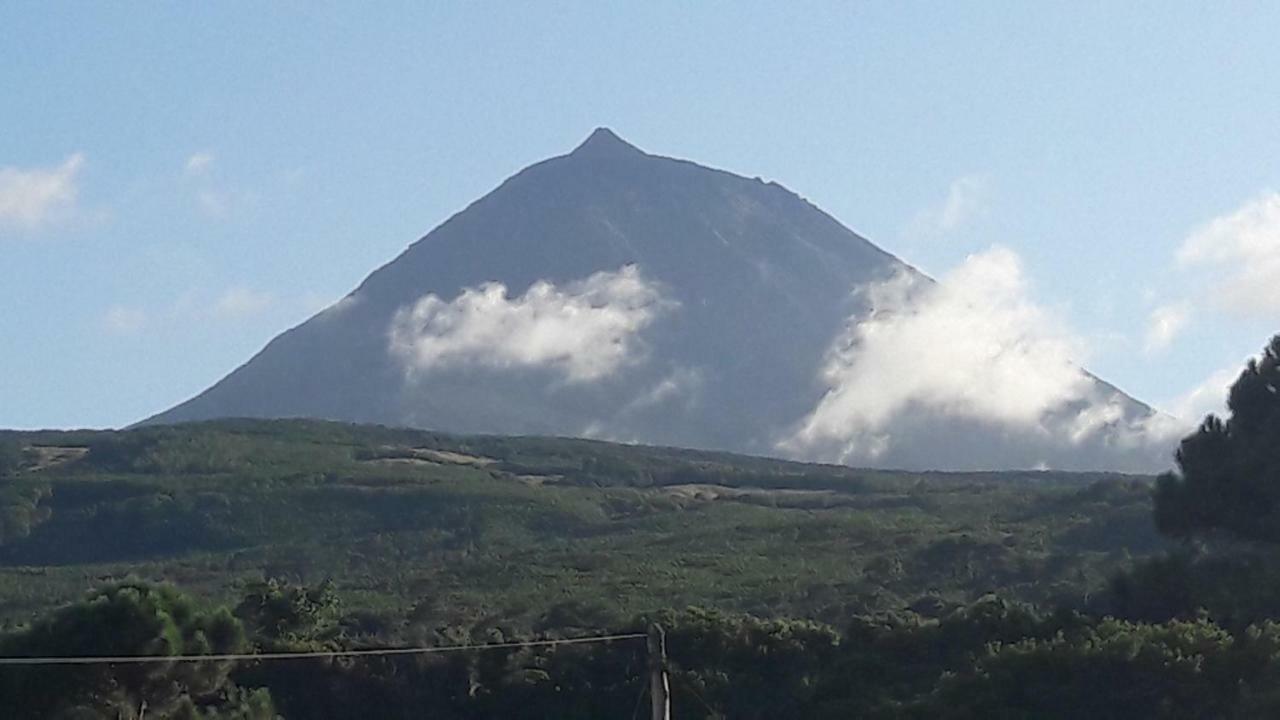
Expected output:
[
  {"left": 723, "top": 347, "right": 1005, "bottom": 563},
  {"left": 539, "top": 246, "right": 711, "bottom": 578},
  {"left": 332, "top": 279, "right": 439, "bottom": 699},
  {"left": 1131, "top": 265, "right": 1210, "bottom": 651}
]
[{"left": 143, "top": 129, "right": 1174, "bottom": 472}]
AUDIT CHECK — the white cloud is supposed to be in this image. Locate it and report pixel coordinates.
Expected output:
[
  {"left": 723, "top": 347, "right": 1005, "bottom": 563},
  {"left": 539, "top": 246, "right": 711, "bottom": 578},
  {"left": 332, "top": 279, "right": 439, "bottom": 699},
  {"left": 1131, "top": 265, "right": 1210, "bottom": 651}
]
[
  {"left": 0, "top": 154, "right": 85, "bottom": 230},
  {"left": 101, "top": 305, "right": 148, "bottom": 336},
  {"left": 1177, "top": 192, "right": 1280, "bottom": 318},
  {"left": 1162, "top": 365, "right": 1243, "bottom": 425},
  {"left": 1143, "top": 302, "right": 1191, "bottom": 354},
  {"left": 389, "top": 265, "right": 675, "bottom": 383},
  {"left": 102, "top": 286, "right": 285, "bottom": 337},
  {"left": 184, "top": 152, "right": 214, "bottom": 176},
  {"left": 781, "top": 247, "right": 1087, "bottom": 458},
  {"left": 213, "top": 287, "right": 275, "bottom": 320},
  {"left": 180, "top": 153, "right": 257, "bottom": 218},
  {"left": 779, "top": 247, "right": 1172, "bottom": 462},
  {"left": 905, "top": 175, "right": 990, "bottom": 238},
  {"left": 620, "top": 367, "right": 704, "bottom": 415}
]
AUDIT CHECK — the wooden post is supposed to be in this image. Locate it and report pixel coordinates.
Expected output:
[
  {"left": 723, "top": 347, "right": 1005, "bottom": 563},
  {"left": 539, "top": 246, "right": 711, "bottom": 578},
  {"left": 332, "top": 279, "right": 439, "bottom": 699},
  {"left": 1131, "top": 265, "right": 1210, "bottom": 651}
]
[{"left": 648, "top": 623, "right": 671, "bottom": 720}]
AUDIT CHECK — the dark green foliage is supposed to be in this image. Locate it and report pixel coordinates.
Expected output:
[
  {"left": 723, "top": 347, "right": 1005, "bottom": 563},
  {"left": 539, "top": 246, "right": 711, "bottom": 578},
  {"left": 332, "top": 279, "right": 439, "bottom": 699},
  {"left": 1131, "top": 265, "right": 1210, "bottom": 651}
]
[
  {"left": 11, "top": 576, "right": 1280, "bottom": 717},
  {"left": 0, "top": 419, "right": 1163, "bottom": 629},
  {"left": 924, "top": 618, "right": 1280, "bottom": 719},
  {"left": 0, "top": 486, "right": 243, "bottom": 565},
  {"left": 234, "top": 579, "right": 341, "bottom": 649},
  {"left": 0, "top": 481, "right": 51, "bottom": 546},
  {"left": 0, "top": 437, "right": 24, "bottom": 477},
  {"left": 0, "top": 581, "right": 273, "bottom": 719},
  {"left": 231, "top": 595, "right": 1280, "bottom": 719},
  {"left": 1154, "top": 335, "right": 1280, "bottom": 544},
  {"left": 808, "top": 596, "right": 1072, "bottom": 716},
  {"left": 1109, "top": 336, "right": 1280, "bottom": 628},
  {"left": 1110, "top": 547, "right": 1280, "bottom": 629},
  {"left": 0, "top": 418, "right": 1199, "bottom": 716}
]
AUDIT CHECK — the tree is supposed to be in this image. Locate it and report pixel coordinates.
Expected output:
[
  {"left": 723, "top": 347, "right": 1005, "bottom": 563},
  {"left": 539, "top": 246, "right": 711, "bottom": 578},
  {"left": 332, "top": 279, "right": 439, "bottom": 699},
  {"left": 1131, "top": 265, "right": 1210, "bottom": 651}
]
[
  {"left": 0, "top": 482, "right": 51, "bottom": 546},
  {"left": 0, "top": 437, "right": 24, "bottom": 477},
  {"left": 234, "top": 578, "right": 341, "bottom": 649},
  {"left": 0, "top": 581, "right": 274, "bottom": 719},
  {"left": 1154, "top": 335, "right": 1280, "bottom": 544},
  {"left": 924, "top": 617, "right": 1280, "bottom": 719}
]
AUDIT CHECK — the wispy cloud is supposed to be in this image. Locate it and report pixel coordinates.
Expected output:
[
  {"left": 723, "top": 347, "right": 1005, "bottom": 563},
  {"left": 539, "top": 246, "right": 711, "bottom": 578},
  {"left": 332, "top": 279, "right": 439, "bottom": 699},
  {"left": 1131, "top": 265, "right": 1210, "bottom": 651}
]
[
  {"left": 904, "top": 175, "right": 991, "bottom": 239},
  {"left": 184, "top": 152, "right": 215, "bottom": 177},
  {"left": 101, "top": 304, "right": 148, "bottom": 336},
  {"left": 1177, "top": 192, "right": 1280, "bottom": 318},
  {"left": 100, "top": 285, "right": 288, "bottom": 337},
  {"left": 0, "top": 153, "right": 85, "bottom": 231},
  {"left": 1161, "top": 364, "right": 1243, "bottom": 425},
  {"left": 180, "top": 150, "right": 257, "bottom": 219},
  {"left": 1143, "top": 302, "right": 1191, "bottom": 354},
  {"left": 212, "top": 287, "right": 275, "bottom": 320},
  {"left": 620, "top": 366, "right": 704, "bottom": 415},
  {"left": 389, "top": 265, "right": 676, "bottom": 383},
  {"left": 1156, "top": 344, "right": 1269, "bottom": 426}
]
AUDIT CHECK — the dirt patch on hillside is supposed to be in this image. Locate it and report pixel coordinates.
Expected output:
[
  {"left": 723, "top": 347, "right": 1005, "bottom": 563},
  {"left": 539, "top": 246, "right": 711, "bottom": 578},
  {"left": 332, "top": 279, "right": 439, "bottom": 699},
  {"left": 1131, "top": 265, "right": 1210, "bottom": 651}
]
[
  {"left": 360, "top": 447, "right": 499, "bottom": 468},
  {"left": 27, "top": 446, "right": 89, "bottom": 471},
  {"left": 417, "top": 449, "right": 496, "bottom": 466},
  {"left": 657, "top": 483, "right": 859, "bottom": 509}
]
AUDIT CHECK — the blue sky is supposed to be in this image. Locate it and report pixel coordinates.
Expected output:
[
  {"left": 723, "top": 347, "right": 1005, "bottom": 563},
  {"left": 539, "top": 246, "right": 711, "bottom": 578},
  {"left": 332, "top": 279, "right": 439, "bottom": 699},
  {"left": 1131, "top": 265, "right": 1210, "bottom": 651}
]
[{"left": 2, "top": 2, "right": 1278, "bottom": 429}]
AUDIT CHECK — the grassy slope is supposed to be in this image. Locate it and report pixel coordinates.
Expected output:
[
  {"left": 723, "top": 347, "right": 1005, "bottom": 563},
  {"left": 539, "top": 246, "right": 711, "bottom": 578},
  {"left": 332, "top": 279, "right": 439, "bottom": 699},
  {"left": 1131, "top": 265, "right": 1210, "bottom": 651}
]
[{"left": 0, "top": 419, "right": 1164, "bottom": 629}]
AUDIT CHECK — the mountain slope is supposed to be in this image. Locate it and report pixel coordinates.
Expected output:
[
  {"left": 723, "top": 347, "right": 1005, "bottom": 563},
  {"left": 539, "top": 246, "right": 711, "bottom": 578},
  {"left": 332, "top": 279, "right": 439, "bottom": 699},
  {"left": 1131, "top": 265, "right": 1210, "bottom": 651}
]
[{"left": 145, "top": 129, "right": 1175, "bottom": 471}]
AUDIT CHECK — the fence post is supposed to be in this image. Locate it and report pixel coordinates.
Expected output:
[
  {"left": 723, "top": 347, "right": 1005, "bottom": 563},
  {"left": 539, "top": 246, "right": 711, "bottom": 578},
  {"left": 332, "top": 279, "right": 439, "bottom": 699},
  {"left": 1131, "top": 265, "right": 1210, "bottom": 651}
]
[{"left": 648, "top": 623, "right": 671, "bottom": 720}]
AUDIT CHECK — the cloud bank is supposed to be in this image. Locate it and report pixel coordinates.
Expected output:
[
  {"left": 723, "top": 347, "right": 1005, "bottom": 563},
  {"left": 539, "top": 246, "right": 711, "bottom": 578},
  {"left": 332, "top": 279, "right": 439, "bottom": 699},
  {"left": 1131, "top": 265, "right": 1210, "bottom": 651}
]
[
  {"left": 389, "top": 265, "right": 675, "bottom": 383},
  {"left": 781, "top": 247, "right": 1178, "bottom": 463},
  {"left": 1178, "top": 192, "right": 1280, "bottom": 318},
  {"left": 0, "top": 154, "right": 84, "bottom": 230}
]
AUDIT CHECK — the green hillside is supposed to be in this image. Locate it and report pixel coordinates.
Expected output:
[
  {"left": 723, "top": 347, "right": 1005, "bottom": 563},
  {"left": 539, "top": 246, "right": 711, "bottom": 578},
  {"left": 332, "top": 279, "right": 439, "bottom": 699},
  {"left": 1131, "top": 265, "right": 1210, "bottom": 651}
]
[{"left": 0, "top": 419, "right": 1163, "bottom": 628}]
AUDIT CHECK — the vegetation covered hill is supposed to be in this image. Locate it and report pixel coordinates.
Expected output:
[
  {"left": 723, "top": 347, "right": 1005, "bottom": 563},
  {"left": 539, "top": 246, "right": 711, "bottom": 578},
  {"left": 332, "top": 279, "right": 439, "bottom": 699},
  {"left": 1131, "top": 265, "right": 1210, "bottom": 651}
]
[
  {"left": 0, "top": 419, "right": 1162, "bottom": 628},
  {"left": 5, "top": 335, "right": 1280, "bottom": 718}
]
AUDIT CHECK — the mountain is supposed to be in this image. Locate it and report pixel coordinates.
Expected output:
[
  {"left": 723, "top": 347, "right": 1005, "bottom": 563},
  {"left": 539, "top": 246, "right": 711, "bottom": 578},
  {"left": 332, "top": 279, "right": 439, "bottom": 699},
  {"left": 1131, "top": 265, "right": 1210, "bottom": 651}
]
[{"left": 144, "top": 129, "right": 1178, "bottom": 471}]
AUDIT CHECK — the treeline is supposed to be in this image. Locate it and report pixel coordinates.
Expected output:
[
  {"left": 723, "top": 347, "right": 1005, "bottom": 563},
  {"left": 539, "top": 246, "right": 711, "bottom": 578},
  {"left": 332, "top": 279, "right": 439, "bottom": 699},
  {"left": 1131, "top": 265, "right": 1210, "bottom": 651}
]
[{"left": 7, "top": 578, "right": 1280, "bottom": 719}]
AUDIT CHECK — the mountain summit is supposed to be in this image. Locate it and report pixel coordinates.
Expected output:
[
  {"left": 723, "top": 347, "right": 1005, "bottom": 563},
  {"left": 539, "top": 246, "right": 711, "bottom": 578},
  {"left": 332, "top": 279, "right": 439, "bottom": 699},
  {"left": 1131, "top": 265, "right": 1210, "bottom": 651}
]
[
  {"left": 145, "top": 130, "right": 1177, "bottom": 471},
  {"left": 572, "top": 127, "right": 643, "bottom": 157}
]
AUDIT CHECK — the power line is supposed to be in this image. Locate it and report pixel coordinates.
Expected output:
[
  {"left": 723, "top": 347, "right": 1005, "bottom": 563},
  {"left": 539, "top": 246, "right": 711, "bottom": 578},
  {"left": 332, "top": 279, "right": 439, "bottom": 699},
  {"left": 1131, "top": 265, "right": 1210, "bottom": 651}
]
[
  {"left": 630, "top": 670, "right": 650, "bottom": 720},
  {"left": 0, "top": 632, "right": 647, "bottom": 667},
  {"left": 673, "top": 672, "right": 720, "bottom": 718}
]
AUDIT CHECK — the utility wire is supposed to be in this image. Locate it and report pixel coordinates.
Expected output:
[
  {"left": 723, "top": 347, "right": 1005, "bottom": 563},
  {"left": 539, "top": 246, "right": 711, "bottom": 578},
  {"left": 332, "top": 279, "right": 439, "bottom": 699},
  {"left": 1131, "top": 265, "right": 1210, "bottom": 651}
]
[
  {"left": 0, "top": 632, "right": 647, "bottom": 666},
  {"left": 630, "top": 669, "right": 649, "bottom": 720},
  {"left": 673, "top": 671, "right": 721, "bottom": 718}
]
